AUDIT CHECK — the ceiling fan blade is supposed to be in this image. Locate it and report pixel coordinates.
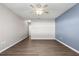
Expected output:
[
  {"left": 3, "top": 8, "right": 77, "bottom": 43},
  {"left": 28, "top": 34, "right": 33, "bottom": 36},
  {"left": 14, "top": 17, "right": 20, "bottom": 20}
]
[
  {"left": 36, "top": 4, "right": 41, "bottom": 8},
  {"left": 45, "top": 11, "right": 49, "bottom": 13},
  {"left": 43, "top": 5, "right": 48, "bottom": 8}
]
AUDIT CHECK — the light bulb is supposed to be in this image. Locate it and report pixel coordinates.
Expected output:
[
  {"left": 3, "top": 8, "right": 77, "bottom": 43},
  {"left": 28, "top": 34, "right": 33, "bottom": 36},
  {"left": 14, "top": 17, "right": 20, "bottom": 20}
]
[{"left": 35, "top": 8, "right": 44, "bottom": 15}]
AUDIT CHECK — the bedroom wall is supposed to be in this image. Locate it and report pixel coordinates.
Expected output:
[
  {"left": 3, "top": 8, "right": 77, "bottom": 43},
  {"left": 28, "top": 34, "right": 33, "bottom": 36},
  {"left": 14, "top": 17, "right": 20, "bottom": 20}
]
[
  {"left": 0, "top": 4, "right": 29, "bottom": 53},
  {"left": 55, "top": 4, "right": 79, "bottom": 51},
  {"left": 30, "top": 18, "right": 55, "bottom": 39}
]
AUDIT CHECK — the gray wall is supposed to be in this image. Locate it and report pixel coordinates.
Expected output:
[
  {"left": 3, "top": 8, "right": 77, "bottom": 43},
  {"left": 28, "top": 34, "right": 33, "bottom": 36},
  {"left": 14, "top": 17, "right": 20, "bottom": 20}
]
[
  {"left": 55, "top": 4, "right": 79, "bottom": 51},
  {"left": 0, "top": 4, "right": 29, "bottom": 52}
]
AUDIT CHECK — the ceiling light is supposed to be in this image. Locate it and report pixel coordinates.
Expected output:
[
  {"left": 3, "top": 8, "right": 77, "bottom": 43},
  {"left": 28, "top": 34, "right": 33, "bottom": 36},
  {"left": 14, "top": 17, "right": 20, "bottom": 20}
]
[
  {"left": 30, "top": 4, "right": 48, "bottom": 16},
  {"left": 35, "top": 8, "right": 44, "bottom": 15},
  {"left": 25, "top": 20, "right": 31, "bottom": 25},
  {"left": 27, "top": 20, "right": 31, "bottom": 23}
]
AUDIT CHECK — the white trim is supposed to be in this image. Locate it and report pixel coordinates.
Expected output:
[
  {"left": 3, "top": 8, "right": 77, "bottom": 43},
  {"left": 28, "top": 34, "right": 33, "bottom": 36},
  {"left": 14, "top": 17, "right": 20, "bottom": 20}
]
[
  {"left": 54, "top": 19, "right": 55, "bottom": 40},
  {"left": 0, "top": 36, "right": 28, "bottom": 53},
  {"left": 55, "top": 38, "right": 79, "bottom": 54},
  {"left": 31, "top": 38, "right": 56, "bottom": 40}
]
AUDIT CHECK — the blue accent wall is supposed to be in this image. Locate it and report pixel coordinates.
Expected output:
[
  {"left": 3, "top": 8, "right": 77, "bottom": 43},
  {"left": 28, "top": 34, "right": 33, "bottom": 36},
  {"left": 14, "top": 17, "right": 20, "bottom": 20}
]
[{"left": 55, "top": 4, "right": 79, "bottom": 51}]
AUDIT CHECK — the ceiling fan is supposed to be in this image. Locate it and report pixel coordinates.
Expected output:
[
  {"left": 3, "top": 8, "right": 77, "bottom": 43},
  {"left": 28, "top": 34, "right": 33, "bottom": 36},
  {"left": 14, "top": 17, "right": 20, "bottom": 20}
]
[{"left": 30, "top": 4, "right": 49, "bottom": 16}]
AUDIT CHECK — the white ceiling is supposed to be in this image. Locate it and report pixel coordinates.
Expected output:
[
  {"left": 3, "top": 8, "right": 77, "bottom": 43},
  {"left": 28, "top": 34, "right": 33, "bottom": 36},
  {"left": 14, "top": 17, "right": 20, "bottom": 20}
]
[{"left": 3, "top": 3, "right": 76, "bottom": 19}]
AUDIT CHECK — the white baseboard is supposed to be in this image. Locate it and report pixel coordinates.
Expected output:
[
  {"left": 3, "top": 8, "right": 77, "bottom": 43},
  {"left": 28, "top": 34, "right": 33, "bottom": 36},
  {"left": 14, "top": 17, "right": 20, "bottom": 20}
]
[
  {"left": 31, "top": 38, "right": 56, "bottom": 40},
  {"left": 0, "top": 36, "right": 28, "bottom": 53},
  {"left": 55, "top": 39, "right": 79, "bottom": 54}
]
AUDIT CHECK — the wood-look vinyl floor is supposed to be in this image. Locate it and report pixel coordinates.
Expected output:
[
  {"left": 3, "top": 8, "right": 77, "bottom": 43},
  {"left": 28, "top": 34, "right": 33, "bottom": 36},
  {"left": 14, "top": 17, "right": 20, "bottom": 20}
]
[{"left": 0, "top": 38, "right": 79, "bottom": 56}]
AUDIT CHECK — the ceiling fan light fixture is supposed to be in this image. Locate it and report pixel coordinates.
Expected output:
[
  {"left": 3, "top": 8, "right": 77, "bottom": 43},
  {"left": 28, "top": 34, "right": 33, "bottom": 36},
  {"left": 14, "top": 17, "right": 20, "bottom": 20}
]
[
  {"left": 35, "top": 8, "right": 44, "bottom": 15},
  {"left": 30, "top": 4, "right": 48, "bottom": 16}
]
